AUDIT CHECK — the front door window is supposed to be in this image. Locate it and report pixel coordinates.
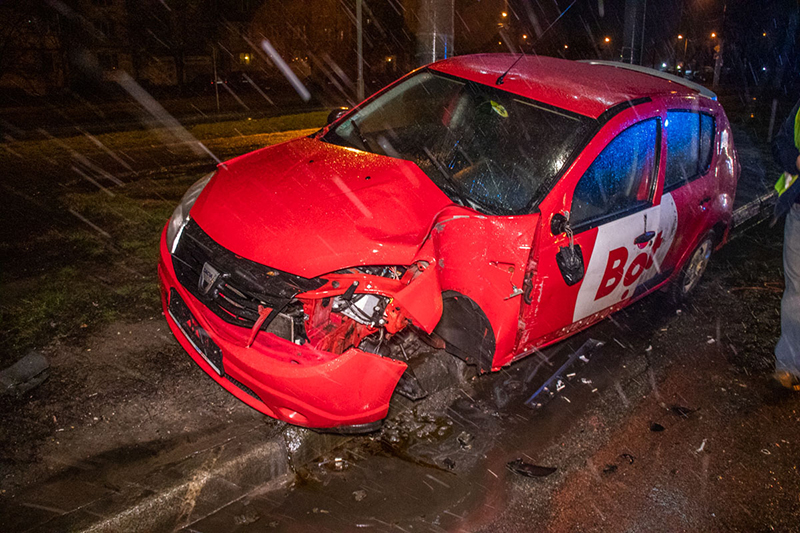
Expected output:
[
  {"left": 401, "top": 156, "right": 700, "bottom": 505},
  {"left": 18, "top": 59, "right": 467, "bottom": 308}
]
[{"left": 571, "top": 118, "right": 659, "bottom": 230}]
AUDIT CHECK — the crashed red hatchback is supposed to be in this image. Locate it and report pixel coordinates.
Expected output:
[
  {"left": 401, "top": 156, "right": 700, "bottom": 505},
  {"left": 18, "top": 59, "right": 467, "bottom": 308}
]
[{"left": 158, "top": 55, "right": 739, "bottom": 430}]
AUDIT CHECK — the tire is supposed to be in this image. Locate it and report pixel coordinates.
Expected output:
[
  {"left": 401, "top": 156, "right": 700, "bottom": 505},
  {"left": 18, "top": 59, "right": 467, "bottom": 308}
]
[{"left": 670, "top": 234, "right": 713, "bottom": 303}]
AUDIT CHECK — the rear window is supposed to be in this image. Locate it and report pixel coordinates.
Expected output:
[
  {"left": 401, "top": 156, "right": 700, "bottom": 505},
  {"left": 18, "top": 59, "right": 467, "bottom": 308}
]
[{"left": 664, "top": 110, "right": 716, "bottom": 190}]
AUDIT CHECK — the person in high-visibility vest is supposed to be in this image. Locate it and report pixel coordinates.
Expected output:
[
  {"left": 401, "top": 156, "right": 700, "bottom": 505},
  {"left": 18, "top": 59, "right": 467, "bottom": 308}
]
[{"left": 771, "top": 99, "right": 800, "bottom": 391}]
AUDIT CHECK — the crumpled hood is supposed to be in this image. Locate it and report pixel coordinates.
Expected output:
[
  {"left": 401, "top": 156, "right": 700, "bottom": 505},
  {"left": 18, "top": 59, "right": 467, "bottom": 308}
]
[{"left": 190, "top": 137, "right": 452, "bottom": 278}]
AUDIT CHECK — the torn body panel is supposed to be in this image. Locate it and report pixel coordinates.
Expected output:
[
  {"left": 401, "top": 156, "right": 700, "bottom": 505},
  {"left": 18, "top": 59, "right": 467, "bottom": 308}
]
[
  {"left": 160, "top": 226, "right": 409, "bottom": 428},
  {"left": 428, "top": 206, "right": 539, "bottom": 369},
  {"left": 160, "top": 218, "right": 447, "bottom": 428}
]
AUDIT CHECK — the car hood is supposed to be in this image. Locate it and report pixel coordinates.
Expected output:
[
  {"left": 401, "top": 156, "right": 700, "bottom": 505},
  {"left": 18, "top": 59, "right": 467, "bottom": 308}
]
[{"left": 190, "top": 137, "right": 453, "bottom": 278}]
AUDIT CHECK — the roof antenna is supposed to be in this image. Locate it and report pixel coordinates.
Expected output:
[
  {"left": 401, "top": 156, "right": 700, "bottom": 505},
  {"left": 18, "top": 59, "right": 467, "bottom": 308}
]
[{"left": 496, "top": 53, "right": 525, "bottom": 85}]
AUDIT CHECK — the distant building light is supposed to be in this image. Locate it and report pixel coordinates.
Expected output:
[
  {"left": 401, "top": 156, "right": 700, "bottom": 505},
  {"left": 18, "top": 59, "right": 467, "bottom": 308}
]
[
  {"left": 564, "top": 44, "right": 568, "bottom": 49},
  {"left": 604, "top": 36, "right": 611, "bottom": 43},
  {"left": 762, "top": 66, "right": 767, "bottom": 71},
  {"left": 710, "top": 32, "right": 717, "bottom": 38},
  {"left": 763, "top": 32, "right": 767, "bottom": 37},
  {"left": 522, "top": 34, "right": 528, "bottom": 39},
  {"left": 677, "top": 34, "right": 684, "bottom": 40},
  {"left": 239, "top": 53, "right": 251, "bottom": 65},
  {"left": 501, "top": 11, "right": 508, "bottom": 17},
  {"left": 662, "top": 62, "right": 667, "bottom": 68}
]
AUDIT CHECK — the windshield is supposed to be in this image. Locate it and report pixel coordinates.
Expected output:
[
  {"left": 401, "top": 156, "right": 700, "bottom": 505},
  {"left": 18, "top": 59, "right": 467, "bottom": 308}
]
[{"left": 323, "top": 70, "right": 593, "bottom": 215}]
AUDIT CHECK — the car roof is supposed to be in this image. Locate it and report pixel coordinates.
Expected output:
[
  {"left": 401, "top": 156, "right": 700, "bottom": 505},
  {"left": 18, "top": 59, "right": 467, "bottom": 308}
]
[{"left": 429, "top": 54, "right": 711, "bottom": 120}]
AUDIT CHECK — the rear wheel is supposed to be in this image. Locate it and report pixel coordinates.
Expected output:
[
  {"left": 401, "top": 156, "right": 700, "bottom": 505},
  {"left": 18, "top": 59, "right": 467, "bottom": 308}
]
[{"left": 670, "top": 234, "right": 713, "bottom": 303}]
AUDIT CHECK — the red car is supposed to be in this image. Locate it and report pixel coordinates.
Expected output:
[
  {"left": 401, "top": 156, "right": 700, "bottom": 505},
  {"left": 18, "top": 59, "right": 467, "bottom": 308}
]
[{"left": 158, "top": 55, "right": 739, "bottom": 431}]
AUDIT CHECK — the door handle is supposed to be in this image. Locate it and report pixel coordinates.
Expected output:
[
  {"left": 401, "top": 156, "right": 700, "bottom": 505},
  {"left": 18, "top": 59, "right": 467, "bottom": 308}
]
[{"left": 634, "top": 231, "right": 656, "bottom": 245}]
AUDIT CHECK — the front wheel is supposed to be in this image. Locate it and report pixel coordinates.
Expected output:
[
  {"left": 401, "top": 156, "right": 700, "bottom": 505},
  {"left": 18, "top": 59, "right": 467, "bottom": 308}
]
[{"left": 670, "top": 234, "right": 713, "bottom": 303}]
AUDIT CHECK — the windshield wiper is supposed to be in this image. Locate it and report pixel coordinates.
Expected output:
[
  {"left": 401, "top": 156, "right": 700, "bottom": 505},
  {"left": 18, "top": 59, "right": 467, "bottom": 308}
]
[
  {"left": 421, "top": 147, "right": 471, "bottom": 207},
  {"left": 350, "top": 119, "right": 373, "bottom": 152}
]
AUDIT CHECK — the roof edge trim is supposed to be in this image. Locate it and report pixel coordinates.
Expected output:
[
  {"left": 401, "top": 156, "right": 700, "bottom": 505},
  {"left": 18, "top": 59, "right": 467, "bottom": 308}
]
[{"left": 579, "top": 60, "right": 718, "bottom": 100}]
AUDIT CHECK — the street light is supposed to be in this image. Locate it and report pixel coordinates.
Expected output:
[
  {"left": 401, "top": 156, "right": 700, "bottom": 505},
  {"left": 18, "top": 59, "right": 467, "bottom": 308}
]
[
  {"left": 501, "top": 11, "right": 508, "bottom": 17},
  {"left": 710, "top": 32, "right": 717, "bottom": 38},
  {"left": 604, "top": 36, "right": 611, "bottom": 43}
]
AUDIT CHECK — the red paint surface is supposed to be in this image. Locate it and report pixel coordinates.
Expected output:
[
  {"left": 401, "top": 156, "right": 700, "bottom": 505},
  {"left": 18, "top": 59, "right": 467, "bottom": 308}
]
[
  {"left": 191, "top": 137, "right": 452, "bottom": 278},
  {"left": 160, "top": 55, "right": 740, "bottom": 429},
  {"left": 159, "top": 229, "right": 407, "bottom": 428},
  {"left": 430, "top": 55, "right": 698, "bottom": 119}
]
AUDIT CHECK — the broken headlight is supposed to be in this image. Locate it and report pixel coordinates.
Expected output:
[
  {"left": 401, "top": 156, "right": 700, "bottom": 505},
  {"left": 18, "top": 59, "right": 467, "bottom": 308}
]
[
  {"left": 328, "top": 265, "right": 407, "bottom": 327},
  {"left": 332, "top": 293, "right": 389, "bottom": 327},
  {"left": 166, "top": 172, "right": 214, "bottom": 253}
]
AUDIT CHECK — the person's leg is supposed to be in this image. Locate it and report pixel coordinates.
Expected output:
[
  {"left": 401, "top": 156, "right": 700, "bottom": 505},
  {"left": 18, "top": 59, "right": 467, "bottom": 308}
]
[{"left": 776, "top": 203, "right": 800, "bottom": 381}]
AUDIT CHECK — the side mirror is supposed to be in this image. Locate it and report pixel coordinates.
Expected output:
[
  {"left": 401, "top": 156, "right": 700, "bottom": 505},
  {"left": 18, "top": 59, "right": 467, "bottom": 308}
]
[
  {"left": 550, "top": 212, "right": 568, "bottom": 235},
  {"left": 327, "top": 107, "right": 350, "bottom": 125},
  {"left": 551, "top": 211, "right": 585, "bottom": 286},
  {"left": 556, "top": 244, "right": 585, "bottom": 286}
]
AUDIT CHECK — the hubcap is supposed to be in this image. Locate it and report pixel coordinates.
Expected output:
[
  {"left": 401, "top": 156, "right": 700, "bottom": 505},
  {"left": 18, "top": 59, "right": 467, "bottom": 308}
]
[{"left": 682, "top": 240, "right": 711, "bottom": 294}]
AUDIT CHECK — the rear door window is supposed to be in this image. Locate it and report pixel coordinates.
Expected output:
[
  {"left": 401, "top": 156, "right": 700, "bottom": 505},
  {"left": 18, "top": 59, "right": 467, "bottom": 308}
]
[{"left": 664, "top": 110, "right": 716, "bottom": 191}]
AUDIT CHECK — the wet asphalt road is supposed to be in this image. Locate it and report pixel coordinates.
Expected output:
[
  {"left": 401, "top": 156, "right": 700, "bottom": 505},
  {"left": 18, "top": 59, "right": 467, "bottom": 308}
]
[{"left": 178, "top": 222, "right": 800, "bottom": 532}]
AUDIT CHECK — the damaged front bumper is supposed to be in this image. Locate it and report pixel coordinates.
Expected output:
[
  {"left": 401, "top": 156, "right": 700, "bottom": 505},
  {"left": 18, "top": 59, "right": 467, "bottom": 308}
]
[{"left": 158, "top": 225, "right": 410, "bottom": 430}]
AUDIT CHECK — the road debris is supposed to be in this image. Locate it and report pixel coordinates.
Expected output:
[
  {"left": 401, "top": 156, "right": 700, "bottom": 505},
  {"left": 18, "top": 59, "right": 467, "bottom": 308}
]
[
  {"left": 457, "top": 431, "right": 474, "bottom": 450},
  {"left": 620, "top": 453, "right": 635, "bottom": 464},
  {"left": 602, "top": 464, "right": 618, "bottom": 474},
  {"left": 353, "top": 489, "right": 367, "bottom": 502},
  {"left": 506, "top": 459, "right": 557, "bottom": 478}
]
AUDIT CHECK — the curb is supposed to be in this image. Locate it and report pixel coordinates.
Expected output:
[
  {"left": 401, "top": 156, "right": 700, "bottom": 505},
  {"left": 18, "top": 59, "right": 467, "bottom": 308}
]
[{"left": 11, "top": 349, "right": 465, "bottom": 533}]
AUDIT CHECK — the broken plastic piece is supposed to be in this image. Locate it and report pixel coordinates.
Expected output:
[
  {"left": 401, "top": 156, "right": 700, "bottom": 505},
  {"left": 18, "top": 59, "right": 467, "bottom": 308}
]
[
  {"left": 506, "top": 459, "right": 557, "bottom": 478},
  {"left": 524, "top": 339, "right": 604, "bottom": 407},
  {"left": 620, "top": 453, "right": 635, "bottom": 464},
  {"left": 457, "top": 431, "right": 474, "bottom": 450}
]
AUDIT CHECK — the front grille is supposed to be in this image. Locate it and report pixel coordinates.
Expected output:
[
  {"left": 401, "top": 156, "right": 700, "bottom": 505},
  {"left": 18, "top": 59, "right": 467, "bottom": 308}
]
[{"left": 171, "top": 219, "right": 326, "bottom": 329}]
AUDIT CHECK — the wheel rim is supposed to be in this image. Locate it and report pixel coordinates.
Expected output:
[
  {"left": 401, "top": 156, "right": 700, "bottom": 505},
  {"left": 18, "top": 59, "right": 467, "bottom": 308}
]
[{"left": 682, "top": 240, "right": 712, "bottom": 294}]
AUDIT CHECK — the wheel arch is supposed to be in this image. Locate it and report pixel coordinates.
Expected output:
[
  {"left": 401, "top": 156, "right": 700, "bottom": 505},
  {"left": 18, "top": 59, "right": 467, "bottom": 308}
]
[{"left": 432, "top": 290, "right": 496, "bottom": 373}]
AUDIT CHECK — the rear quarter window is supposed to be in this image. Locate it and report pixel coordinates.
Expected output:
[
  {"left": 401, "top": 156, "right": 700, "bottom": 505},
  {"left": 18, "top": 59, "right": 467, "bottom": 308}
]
[{"left": 664, "top": 110, "right": 716, "bottom": 191}]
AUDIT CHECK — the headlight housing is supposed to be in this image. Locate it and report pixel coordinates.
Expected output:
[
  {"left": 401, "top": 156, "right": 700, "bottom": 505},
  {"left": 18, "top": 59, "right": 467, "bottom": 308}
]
[{"left": 166, "top": 172, "right": 214, "bottom": 253}]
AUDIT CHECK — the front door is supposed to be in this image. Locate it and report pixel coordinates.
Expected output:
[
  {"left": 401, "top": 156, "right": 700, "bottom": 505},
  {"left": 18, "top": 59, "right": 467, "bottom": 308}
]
[{"left": 517, "top": 116, "right": 677, "bottom": 353}]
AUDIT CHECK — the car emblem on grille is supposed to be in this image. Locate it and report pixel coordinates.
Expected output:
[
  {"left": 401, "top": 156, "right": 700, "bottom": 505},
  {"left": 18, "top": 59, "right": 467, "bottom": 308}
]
[{"left": 198, "top": 262, "right": 221, "bottom": 296}]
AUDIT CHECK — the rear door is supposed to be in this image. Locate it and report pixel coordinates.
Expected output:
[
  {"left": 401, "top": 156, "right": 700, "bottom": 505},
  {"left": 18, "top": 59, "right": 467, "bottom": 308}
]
[{"left": 659, "top": 107, "right": 718, "bottom": 273}]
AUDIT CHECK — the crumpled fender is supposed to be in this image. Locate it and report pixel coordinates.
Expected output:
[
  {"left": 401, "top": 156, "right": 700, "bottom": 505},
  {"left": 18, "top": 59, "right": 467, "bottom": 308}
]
[{"left": 392, "top": 261, "right": 442, "bottom": 333}]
